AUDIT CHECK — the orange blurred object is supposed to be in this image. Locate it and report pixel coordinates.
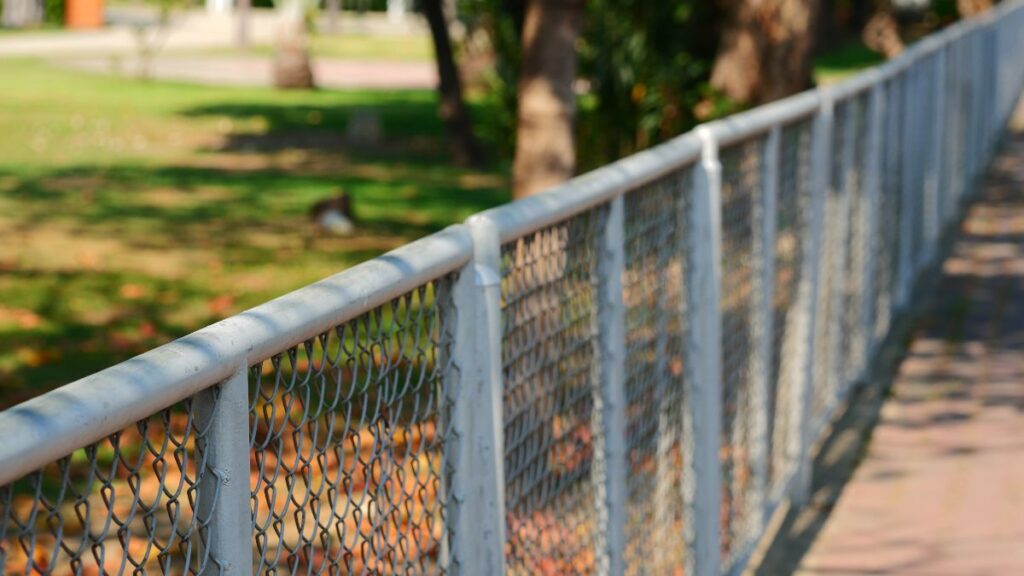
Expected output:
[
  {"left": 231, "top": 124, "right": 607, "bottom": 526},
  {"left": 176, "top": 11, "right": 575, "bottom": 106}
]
[{"left": 65, "top": 0, "right": 103, "bottom": 29}]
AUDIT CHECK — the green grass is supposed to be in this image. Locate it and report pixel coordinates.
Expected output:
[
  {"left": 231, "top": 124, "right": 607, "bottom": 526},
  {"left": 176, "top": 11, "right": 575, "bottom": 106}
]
[
  {"left": 814, "top": 40, "right": 886, "bottom": 85},
  {"left": 0, "top": 59, "right": 505, "bottom": 405}
]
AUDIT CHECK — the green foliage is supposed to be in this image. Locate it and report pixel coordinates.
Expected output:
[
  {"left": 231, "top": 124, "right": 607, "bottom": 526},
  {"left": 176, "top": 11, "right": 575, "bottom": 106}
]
[
  {"left": 461, "top": 0, "right": 721, "bottom": 169},
  {"left": 576, "top": 0, "right": 719, "bottom": 169},
  {"left": 44, "top": 0, "right": 64, "bottom": 26}
]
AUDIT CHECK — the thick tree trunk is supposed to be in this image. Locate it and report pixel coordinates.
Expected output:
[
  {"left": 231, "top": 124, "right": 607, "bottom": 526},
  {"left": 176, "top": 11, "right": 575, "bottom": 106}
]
[
  {"left": 2, "top": 0, "right": 42, "bottom": 27},
  {"left": 236, "top": 0, "right": 251, "bottom": 48},
  {"left": 957, "top": 0, "right": 992, "bottom": 17},
  {"left": 512, "top": 0, "right": 585, "bottom": 199},
  {"left": 711, "top": 0, "right": 819, "bottom": 105},
  {"left": 273, "top": 0, "right": 315, "bottom": 89},
  {"left": 326, "top": 0, "right": 339, "bottom": 33},
  {"left": 422, "top": 0, "right": 485, "bottom": 167}
]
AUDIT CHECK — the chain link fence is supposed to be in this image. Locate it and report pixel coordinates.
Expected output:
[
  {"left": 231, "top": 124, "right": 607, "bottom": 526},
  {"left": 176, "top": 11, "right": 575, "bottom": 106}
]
[{"left": 2, "top": 4, "right": 1024, "bottom": 575}]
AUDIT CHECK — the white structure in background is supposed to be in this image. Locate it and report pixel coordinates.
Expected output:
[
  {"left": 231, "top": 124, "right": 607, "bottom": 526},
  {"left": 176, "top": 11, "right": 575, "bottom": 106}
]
[
  {"left": 207, "top": 0, "right": 233, "bottom": 14},
  {"left": 387, "top": 0, "right": 408, "bottom": 22},
  {"left": 2, "top": 0, "right": 43, "bottom": 27}
]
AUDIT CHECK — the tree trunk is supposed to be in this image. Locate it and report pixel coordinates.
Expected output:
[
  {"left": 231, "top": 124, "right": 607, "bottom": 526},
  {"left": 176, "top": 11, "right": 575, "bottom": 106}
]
[
  {"left": 236, "top": 0, "right": 251, "bottom": 48},
  {"left": 2, "top": 0, "right": 42, "bottom": 27},
  {"left": 422, "top": 0, "right": 485, "bottom": 167},
  {"left": 957, "top": 0, "right": 992, "bottom": 17},
  {"left": 326, "top": 0, "right": 339, "bottom": 33},
  {"left": 273, "top": 0, "right": 315, "bottom": 89},
  {"left": 512, "top": 0, "right": 585, "bottom": 199},
  {"left": 711, "top": 0, "right": 819, "bottom": 105}
]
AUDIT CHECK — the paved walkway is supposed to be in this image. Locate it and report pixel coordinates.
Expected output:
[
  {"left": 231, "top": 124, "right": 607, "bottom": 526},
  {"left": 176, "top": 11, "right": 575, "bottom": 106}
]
[
  {"left": 0, "top": 8, "right": 425, "bottom": 57},
  {"left": 57, "top": 55, "right": 437, "bottom": 89},
  {"left": 793, "top": 105, "right": 1024, "bottom": 574},
  {"left": 0, "top": 7, "right": 436, "bottom": 89}
]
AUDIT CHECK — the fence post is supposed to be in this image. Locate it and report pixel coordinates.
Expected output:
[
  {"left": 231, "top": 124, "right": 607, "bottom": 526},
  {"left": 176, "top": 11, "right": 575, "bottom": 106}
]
[
  {"left": 790, "top": 93, "right": 832, "bottom": 507},
  {"left": 861, "top": 83, "right": 884, "bottom": 364},
  {"left": 595, "top": 195, "right": 628, "bottom": 575},
  {"left": 897, "top": 65, "right": 917, "bottom": 309},
  {"left": 196, "top": 362, "right": 254, "bottom": 575},
  {"left": 749, "top": 126, "right": 779, "bottom": 532},
  {"left": 445, "top": 216, "right": 507, "bottom": 576},
  {"left": 926, "top": 48, "right": 947, "bottom": 264},
  {"left": 826, "top": 98, "right": 854, "bottom": 406},
  {"left": 684, "top": 127, "right": 724, "bottom": 576}
]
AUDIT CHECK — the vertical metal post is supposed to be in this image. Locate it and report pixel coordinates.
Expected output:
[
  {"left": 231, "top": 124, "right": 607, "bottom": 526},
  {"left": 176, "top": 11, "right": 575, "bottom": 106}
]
[
  {"left": 595, "top": 195, "right": 628, "bottom": 575},
  {"left": 983, "top": 27, "right": 995, "bottom": 162},
  {"left": 446, "top": 216, "right": 507, "bottom": 576},
  {"left": 197, "top": 362, "right": 254, "bottom": 575},
  {"left": 925, "top": 48, "right": 946, "bottom": 264},
  {"left": 912, "top": 60, "right": 928, "bottom": 276},
  {"left": 942, "top": 41, "right": 958, "bottom": 228},
  {"left": 970, "top": 31, "right": 983, "bottom": 187},
  {"left": 950, "top": 40, "right": 965, "bottom": 209},
  {"left": 897, "top": 66, "right": 916, "bottom": 309},
  {"left": 790, "top": 94, "right": 831, "bottom": 506},
  {"left": 933, "top": 48, "right": 946, "bottom": 262},
  {"left": 749, "top": 126, "right": 779, "bottom": 533},
  {"left": 860, "top": 83, "right": 884, "bottom": 364},
  {"left": 684, "top": 127, "right": 724, "bottom": 576},
  {"left": 235, "top": 0, "right": 250, "bottom": 48},
  {"left": 325, "top": 0, "right": 340, "bottom": 34},
  {"left": 826, "top": 98, "right": 854, "bottom": 406}
]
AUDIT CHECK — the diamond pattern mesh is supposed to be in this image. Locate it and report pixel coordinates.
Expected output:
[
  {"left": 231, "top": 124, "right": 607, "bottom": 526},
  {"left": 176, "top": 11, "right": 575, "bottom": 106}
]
[
  {"left": 0, "top": 399, "right": 217, "bottom": 574},
  {"left": 718, "top": 135, "right": 766, "bottom": 570},
  {"left": 768, "top": 117, "right": 813, "bottom": 498},
  {"left": 248, "top": 279, "right": 453, "bottom": 575},
  {"left": 501, "top": 206, "right": 607, "bottom": 575},
  {"left": 621, "top": 168, "right": 692, "bottom": 575}
]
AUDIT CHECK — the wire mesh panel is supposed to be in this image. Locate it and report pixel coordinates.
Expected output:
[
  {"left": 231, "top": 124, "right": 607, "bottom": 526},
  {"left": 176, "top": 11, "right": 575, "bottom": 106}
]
[
  {"left": 0, "top": 398, "right": 217, "bottom": 574},
  {"left": 248, "top": 279, "right": 453, "bottom": 575},
  {"left": 874, "top": 77, "right": 905, "bottom": 343},
  {"left": 940, "top": 49, "right": 960, "bottom": 234},
  {"left": 768, "top": 117, "right": 814, "bottom": 499},
  {"left": 839, "top": 93, "right": 871, "bottom": 391},
  {"left": 501, "top": 206, "right": 608, "bottom": 575},
  {"left": 903, "top": 66, "right": 926, "bottom": 281},
  {"left": 811, "top": 99, "right": 853, "bottom": 432},
  {"left": 718, "top": 134, "right": 767, "bottom": 570},
  {"left": 621, "top": 169, "right": 692, "bottom": 575}
]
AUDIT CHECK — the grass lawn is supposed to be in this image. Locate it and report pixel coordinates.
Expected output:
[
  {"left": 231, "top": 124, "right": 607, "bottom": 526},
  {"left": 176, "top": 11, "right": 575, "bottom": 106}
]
[
  {"left": 0, "top": 58, "right": 505, "bottom": 406},
  {"left": 814, "top": 40, "right": 886, "bottom": 85}
]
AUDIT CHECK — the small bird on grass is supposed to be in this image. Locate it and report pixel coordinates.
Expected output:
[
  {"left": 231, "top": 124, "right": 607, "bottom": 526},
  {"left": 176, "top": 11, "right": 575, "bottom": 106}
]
[{"left": 310, "top": 190, "right": 356, "bottom": 236}]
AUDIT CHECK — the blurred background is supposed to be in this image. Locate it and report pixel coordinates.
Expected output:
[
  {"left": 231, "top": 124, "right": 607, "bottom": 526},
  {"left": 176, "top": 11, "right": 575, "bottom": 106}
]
[{"left": 0, "top": 0, "right": 993, "bottom": 406}]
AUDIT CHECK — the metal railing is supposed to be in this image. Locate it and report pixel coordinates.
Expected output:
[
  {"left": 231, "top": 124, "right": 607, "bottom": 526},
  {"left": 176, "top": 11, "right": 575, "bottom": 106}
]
[{"left": 2, "top": 3, "right": 1023, "bottom": 574}]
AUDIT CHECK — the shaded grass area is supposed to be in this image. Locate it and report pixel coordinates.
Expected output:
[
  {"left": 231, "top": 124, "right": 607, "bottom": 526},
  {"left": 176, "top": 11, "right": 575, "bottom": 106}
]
[
  {"left": 0, "top": 59, "right": 505, "bottom": 404},
  {"left": 814, "top": 40, "right": 886, "bottom": 85}
]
